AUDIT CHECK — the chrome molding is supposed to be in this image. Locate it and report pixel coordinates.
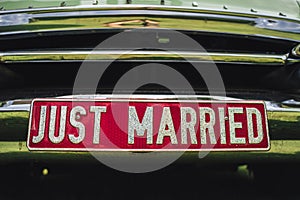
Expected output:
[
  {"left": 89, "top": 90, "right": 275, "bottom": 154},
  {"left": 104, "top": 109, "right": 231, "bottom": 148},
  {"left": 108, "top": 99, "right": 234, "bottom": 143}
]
[
  {"left": 292, "top": 44, "right": 300, "bottom": 57},
  {"left": 1, "top": 95, "right": 300, "bottom": 113},
  {"left": 1, "top": 5, "right": 299, "bottom": 22},
  {"left": 1, "top": 141, "right": 300, "bottom": 162},
  {"left": 0, "top": 50, "right": 290, "bottom": 65},
  {"left": 265, "top": 101, "right": 300, "bottom": 112},
  {"left": 0, "top": 6, "right": 299, "bottom": 41},
  {"left": 281, "top": 99, "right": 300, "bottom": 107},
  {"left": 0, "top": 99, "right": 31, "bottom": 111}
]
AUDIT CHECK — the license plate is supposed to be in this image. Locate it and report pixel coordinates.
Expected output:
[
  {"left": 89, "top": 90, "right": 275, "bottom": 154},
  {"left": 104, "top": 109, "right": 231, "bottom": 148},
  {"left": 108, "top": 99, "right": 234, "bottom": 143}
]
[{"left": 27, "top": 98, "right": 270, "bottom": 151}]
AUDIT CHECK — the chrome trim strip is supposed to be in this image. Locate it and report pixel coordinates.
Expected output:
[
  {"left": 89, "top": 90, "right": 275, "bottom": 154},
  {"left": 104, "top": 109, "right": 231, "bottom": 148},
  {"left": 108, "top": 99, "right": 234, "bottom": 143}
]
[
  {"left": 265, "top": 101, "right": 300, "bottom": 112},
  {"left": 1, "top": 5, "right": 299, "bottom": 22},
  {"left": 0, "top": 104, "right": 30, "bottom": 112},
  {"left": 0, "top": 6, "right": 299, "bottom": 41},
  {"left": 1, "top": 141, "right": 300, "bottom": 161},
  {"left": 32, "top": 10, "right": 254, "bottom": 22},
  {"left": 292, "top": 44, "right": 300, "bottom": 57},
  {"left": 1, "top": 95, "right": 300, "bottom": 113},
  {"left": 0, "top": 50, "right": 289, "bottom": 65},
  {"left": 281, "top": 99, "right": 300, "bottom": 107}
]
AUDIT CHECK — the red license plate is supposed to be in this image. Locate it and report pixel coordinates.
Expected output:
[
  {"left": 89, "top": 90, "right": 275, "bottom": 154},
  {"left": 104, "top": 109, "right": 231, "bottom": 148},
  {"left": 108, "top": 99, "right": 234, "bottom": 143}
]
[{"left": 27, "top": 98, "right": 270, "bottom": 151}]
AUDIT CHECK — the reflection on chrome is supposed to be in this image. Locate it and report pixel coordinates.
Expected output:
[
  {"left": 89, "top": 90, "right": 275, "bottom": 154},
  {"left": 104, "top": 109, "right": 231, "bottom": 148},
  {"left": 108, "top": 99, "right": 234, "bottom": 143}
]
[
  {"left": 1, "top": 95, "right": 300, "bottom": 113},
  {"left": 0, "top": 6, "right": 299, "bottom": 41},
  {"left": 0, "top": 50, "right": 292, "bottom": 65},
  {"left": 292, "top": 44, "right": 300, "bottom": 57}
]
